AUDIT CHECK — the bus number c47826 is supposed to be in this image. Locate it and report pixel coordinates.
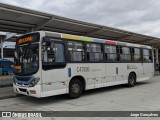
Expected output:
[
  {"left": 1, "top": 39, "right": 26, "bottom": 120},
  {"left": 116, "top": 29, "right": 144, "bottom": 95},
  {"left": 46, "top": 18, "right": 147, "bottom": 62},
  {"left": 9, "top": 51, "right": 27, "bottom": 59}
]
[{"left": 77, "top": 67, "right": 90, "bottom": 72}]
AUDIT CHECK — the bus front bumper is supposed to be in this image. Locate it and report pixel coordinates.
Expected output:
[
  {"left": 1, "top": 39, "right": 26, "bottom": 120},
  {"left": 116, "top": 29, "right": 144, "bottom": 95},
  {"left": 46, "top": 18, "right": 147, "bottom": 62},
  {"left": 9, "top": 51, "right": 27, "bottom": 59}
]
[{"left": 13, "top": 83, "right": 41, "bottom": 98}]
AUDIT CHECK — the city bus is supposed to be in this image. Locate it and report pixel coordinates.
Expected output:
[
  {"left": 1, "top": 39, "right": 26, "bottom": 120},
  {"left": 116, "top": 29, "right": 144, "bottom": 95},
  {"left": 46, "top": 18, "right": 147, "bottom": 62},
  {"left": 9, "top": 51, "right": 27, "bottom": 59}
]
[
  {"left": 13, "top": 31, "right": 154, "bottom": 98},
  {"left": 0, "top": 59, "right": 13, "bottom": 75}
]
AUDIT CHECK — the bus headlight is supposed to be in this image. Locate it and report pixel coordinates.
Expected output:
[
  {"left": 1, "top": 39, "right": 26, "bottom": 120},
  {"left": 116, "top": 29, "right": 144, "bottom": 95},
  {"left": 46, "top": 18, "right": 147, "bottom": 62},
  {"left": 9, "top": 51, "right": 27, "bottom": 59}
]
[{"left": 29, "top": 77, "right": 40, "bottom": 87}]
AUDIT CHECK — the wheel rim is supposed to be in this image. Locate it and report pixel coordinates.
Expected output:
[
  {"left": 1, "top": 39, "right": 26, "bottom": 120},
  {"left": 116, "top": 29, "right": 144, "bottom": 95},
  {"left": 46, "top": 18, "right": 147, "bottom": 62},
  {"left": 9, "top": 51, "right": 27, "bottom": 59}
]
[
  {"left": 71, "top": 83, "right": 80, "bottom": 94},
  {"left": 129, "top": 75, "right": 135, "bottom": 85}
]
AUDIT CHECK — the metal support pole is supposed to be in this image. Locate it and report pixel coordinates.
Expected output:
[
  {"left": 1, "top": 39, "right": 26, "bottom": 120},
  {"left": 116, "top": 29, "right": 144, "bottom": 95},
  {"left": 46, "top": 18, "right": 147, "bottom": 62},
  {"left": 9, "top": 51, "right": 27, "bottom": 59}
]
[
  {"left": 156, "top": 48, "right": 159, "bottom": 64},
  {"left": 1, "top": 38, "right": 3, "bottom": 59},
  {"left": 31, "top": 28, "right": 35, "bottom": 32}
]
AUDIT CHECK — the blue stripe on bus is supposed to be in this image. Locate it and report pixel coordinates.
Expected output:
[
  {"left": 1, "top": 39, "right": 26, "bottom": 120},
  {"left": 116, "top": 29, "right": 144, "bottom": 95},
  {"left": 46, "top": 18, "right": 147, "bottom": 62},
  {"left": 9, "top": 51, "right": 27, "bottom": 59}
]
[
  {"left": 68, "top": 68, "right": 71, "bottom": 77},
  {"left": 93, "top": 39, "right": 106, "bottom": 43},
  {"left": 116, "top": 67, "right": 118, "bottom": 74}
]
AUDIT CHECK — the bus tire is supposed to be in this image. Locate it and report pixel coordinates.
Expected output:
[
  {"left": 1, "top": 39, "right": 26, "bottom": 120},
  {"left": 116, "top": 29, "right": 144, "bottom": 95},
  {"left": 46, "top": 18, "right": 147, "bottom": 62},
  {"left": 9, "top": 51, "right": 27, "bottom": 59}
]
[
  {"left": 69, "top": 79, "right": 83, "bottom": 99},
  {"left": 128, "top": 73, "right": 136, "bottom": 87}
]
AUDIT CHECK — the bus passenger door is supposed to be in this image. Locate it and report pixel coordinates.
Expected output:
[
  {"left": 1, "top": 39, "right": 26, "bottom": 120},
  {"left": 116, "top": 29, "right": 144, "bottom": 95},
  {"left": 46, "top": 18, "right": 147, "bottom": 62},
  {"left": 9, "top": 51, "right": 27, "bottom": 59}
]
[
  {"left": 142, "top": 49, "right": 153, "bottom": 78},
  {"left": 41, "top": 40, "right": 67, "bottom": 96}
]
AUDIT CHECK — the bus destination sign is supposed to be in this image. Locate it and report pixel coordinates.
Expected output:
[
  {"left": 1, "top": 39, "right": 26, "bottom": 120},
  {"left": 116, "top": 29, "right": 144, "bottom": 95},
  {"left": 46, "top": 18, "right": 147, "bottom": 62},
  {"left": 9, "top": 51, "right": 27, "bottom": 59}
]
[{"left": 18, "top": 36, "right": 33, "bottom": 44}]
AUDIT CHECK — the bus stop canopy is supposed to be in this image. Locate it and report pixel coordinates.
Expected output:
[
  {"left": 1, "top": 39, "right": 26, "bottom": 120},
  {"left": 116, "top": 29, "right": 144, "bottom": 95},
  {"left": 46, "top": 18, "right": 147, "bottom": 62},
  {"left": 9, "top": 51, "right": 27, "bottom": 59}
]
[{"left": 0, "top": 2, "right": 160, "bottom": 48}]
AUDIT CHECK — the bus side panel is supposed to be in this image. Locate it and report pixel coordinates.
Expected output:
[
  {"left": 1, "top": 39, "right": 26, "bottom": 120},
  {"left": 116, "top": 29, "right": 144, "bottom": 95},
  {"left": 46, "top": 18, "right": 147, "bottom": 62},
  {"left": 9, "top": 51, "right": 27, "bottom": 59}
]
[
  {"left": 41, "top": 68, "right": 68, "bottom": 97},
  {"left": 106, "top": 63, "right": 145, "bottom": 85},
  {"left": 134, "top": 63, "right": 144, "bottom": 81},
  {"left": 106, "top": 63, "right": 124, "bottom": 86},
  {"left": 141, "top": 63, "right": 154, "bottom": 81},
  {"left": 67, "top": 63, "right": 106, "bottom": 90},
  {"left": 126, "top": 63, "right": 144, "bottom": 82},
  {"left": 123, "top": 63, "right": 148, "bottom": 83}
]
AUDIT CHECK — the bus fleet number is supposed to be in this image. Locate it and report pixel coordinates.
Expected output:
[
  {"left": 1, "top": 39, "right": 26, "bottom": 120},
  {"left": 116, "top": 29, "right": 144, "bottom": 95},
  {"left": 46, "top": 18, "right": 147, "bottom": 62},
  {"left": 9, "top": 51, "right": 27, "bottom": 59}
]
[{"left": 77, "top": 67, "right": 90, "bottom": 72}]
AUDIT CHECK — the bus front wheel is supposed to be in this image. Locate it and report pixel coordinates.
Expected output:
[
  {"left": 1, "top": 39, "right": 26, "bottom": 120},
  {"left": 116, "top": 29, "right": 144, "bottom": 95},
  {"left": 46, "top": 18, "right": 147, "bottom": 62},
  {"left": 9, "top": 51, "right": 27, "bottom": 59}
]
[
  {"left": 128, "top": 73, "right": 136, "bottom": 87},
  {"left": 69, "top": 79, "right": 83, "bottom": 99}
]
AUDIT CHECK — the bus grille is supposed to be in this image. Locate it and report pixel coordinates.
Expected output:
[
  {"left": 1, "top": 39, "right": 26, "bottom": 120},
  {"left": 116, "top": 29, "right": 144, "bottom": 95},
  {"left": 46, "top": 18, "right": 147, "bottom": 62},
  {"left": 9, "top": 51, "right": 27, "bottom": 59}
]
[
  {"left": 15, "top": 76, "right": 31, "bottom": 81},
  {"left": 19, "top": 88, "right": 27, "bottom": 92}
]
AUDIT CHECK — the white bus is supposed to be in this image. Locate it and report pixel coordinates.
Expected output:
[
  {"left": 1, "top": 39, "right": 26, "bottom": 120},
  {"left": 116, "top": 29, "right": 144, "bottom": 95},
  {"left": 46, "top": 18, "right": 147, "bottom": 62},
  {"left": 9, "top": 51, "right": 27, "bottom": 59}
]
[{"left": 13, "top": 31, "right": 154, "bottom": 98}]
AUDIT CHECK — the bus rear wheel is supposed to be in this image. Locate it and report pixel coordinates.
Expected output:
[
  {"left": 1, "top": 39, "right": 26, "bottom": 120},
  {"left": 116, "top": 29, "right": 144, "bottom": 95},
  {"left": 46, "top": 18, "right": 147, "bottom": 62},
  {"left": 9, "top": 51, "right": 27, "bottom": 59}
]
[
  {"left": 128, "top": 73, "right": 136, "bottom": 87},
  {"left": 69, "top": 79, "right": 83, "bottom": 99}
]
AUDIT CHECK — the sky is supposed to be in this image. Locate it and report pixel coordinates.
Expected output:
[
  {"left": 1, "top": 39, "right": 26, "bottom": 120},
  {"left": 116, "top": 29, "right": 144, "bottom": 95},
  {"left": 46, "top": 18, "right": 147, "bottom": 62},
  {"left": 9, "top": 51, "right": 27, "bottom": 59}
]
[{"left": 0, "top": 0, "right": 160, "bottom": 38}]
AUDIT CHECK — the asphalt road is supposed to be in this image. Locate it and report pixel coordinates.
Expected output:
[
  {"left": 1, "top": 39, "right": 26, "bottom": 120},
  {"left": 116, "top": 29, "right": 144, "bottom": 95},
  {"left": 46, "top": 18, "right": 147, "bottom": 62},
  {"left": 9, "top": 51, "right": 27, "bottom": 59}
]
[
  {"left": 0, "top": 76, "right": 160, "bottom": 120},
  {"left": 0, "top": 87, "right": 17, "bottom": 99}
]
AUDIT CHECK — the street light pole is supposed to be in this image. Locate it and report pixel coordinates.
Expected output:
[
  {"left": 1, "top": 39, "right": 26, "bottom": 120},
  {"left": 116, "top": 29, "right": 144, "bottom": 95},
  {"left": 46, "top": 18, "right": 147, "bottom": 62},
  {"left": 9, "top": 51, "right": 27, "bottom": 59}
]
[{"left": 1, "top": 38, "right": 3, "bottom": 59}]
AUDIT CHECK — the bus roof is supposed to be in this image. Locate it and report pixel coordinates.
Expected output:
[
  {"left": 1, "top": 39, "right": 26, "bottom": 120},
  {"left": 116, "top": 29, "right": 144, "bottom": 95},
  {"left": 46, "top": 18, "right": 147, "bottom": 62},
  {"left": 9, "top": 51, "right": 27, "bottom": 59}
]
[{"left": 44, "top": 31, "right": 152, "bottom": 49}]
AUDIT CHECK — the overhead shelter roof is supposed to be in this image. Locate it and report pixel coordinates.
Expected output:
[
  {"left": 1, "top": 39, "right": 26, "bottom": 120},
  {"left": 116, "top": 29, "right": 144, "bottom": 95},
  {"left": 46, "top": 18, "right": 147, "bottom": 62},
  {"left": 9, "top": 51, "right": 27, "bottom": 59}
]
[
  {"left": 0, "top": 34, "right": 18, "bottom": 42},
  {"left": 0, "top": 3, "right": 160, "bottom": 47}
]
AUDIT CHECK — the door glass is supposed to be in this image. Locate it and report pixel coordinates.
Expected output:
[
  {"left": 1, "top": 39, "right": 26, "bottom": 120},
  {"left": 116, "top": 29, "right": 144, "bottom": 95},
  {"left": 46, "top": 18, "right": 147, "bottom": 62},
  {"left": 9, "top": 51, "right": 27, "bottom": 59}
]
[{"left": 54, "top": 43, "right": 65, "bottom": 63}]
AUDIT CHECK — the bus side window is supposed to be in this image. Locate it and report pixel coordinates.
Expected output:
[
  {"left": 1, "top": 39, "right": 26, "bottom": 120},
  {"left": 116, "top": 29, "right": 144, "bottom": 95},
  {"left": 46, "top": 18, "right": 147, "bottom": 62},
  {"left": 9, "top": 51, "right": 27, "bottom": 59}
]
[
  {"left": 43, "top": 50, "right": 48, "bottom": 62},
  {"left": 67, "top": 41, "right": 85, "bottom": 62},
  {"left": 149, "top": 50, "right": 153, "bottom": 62},
  {"left": 120, "top": 46, "right": 131, "bottom": 61},
  {"left": 86, "top": 43, "right": 103, "bottom": 62},
  {"left": 42, "top": 42, "right": 54, "bottom": 63},
  {"left": 105, "top": 45, "right": 117, "bottom": 61},
  {"left": 143, "top": 49, "right": 152, "bottom": 62},
  {"left": 132, "top": 48, "right": 141, "bottom": 62},
  {"left": 42, "top": 41, "right": 65, "bottom": 69},
  {"left": 54, "top": 43, "right": 65, "bottom": 63}
]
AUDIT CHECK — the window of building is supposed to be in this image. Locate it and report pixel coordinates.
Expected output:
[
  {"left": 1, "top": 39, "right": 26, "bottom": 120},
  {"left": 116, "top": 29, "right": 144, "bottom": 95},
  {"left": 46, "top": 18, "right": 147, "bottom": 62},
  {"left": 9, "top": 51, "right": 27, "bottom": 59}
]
[
  {"left": 86, "top": 43, "right": 103, "bottom": 61},
  {"left": 67, "top": 41, "right": 85, "bottom": 62},
  {"left": 120, "top": 46, "right": 131, "bottom": 61},
  {"left": 105, "top": 45, "right": 117, "bottom": 61}
]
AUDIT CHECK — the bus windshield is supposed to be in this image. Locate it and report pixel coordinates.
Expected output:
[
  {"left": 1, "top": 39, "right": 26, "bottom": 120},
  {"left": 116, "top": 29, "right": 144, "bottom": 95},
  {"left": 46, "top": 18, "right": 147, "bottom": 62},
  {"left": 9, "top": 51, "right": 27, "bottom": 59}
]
[{"left": 14, "top": 33, "right": 39, "bottom": 76}]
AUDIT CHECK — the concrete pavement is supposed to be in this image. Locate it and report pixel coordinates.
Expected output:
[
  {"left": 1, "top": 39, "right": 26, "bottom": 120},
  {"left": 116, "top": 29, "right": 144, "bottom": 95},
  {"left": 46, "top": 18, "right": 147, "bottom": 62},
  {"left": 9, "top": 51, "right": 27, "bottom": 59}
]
[
  {"left": 20, "top": 77, "right": 160, "bottom": 110},
  {"left": 0, "top": 76, "right": 160, "bottom": 120},
  {"left": 0, "top": 76, "right": 160, "bottom": 111},
  {"left": 0, "top": 87, "right": 18, "bottom": 99}
]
